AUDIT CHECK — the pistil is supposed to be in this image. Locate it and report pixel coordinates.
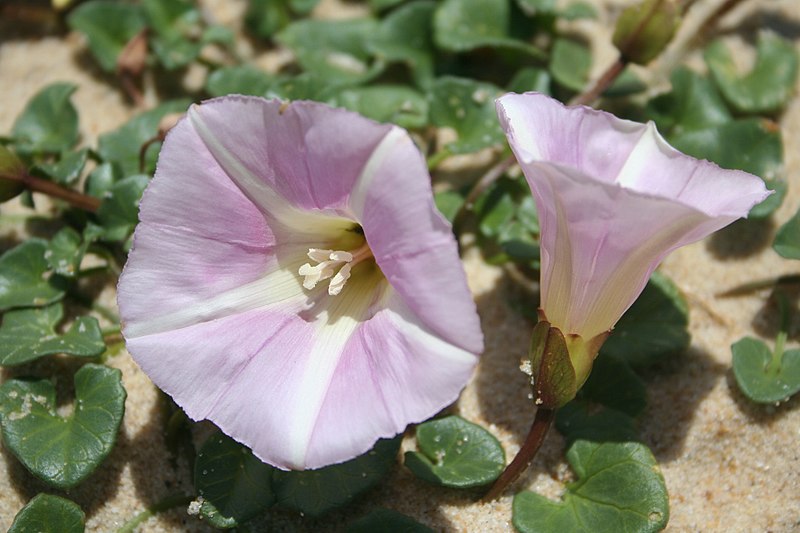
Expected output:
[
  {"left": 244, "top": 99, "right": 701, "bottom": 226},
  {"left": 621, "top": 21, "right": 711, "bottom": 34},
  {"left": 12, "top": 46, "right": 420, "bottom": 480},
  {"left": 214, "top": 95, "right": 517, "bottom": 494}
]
[{"left": 298, "top": 240, "right": 374, "bottom": 295}]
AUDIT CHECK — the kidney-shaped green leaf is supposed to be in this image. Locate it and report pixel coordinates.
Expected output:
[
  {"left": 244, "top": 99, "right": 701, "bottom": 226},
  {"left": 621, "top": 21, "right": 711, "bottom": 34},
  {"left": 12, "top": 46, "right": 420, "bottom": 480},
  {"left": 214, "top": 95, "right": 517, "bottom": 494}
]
[
  {"left": 367, "top": 1, "right": 436, "bottom": 89},
  {"left": 0, "top": 364, "right": 126, "bottom": 489},
  {"left": 433, "top": 0, "right": 542, "bottom": 57},
  {"left": 774, "top": 208, "right": 800, "bottom": 260},
  {"left": 68, "top": 1, "right": 146, "bottom": 72},
  {"left": 347, "top": 508, "right": 435, "bottom": 533},
  {"left": 96, "top": 174, "right": 149, "bottom": 242},
  {"left": 330, "top": 85, "right": 429, "bottom": 129},
  {"left": 428, "top": 76, "right": 506, "bottom": 154},
  {"left": 0, "top": 303, "right": 105, "bottom": 366},
  {"left": 404, "top": 415, "right": 504, "bottom": 488},
  {"left": 705, "top": 32, "right": 799, "bottom": 114},
  {"left": 194, "top": 431, "right": 275, "bottom": 528},
  {"left": 272, "top": 437, "right": 400, "bottom": 518},
  {"left": 601, "top": 272, "right": 689, "bottom": 368},
  {"left": 513, "top": 440, "right": 669, "bottom": 533},
  {"left": 12, "top": 83, "right": 79, "bottom": 155},
  {"left": 8, "top": 494, "right": 85, "bottom": 533},
  {"left": 98, "top": 99, "right": 190, "bottom": 175},
  {"left": 732, "top": 336, "right": 800, "bottom": 403},
  {"left": 0, "top": 239, "right": 66, "bottom": 312},
  {"left": 276, "top": 19, "right": 384, "bottom": 86},
  {"left": 206, "top": 66, "right": 274, "bottom": 97}
]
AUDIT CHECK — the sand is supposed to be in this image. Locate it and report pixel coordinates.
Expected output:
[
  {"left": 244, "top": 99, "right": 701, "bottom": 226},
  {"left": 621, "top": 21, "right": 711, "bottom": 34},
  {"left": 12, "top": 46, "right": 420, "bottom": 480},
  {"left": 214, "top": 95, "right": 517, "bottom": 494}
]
[{"left": 1, "top": 0, "right": 799, "bottom": 531}]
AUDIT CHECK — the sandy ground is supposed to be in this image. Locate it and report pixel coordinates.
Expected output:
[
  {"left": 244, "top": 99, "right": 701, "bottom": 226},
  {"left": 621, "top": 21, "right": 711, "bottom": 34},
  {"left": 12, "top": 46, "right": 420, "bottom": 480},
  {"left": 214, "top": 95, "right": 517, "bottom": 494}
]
[{"left": 1, "top": 0, "right": 799, "bottom": 531}]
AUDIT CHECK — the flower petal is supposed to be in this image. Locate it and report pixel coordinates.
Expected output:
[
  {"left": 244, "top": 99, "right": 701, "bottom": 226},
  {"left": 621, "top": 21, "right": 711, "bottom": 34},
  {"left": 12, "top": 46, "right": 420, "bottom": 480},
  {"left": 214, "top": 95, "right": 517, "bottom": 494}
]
[
  {"left": 349, "top": 126, "right": 484, "bottom": 354},
  {"left": 497, "top": 92, "right": 771, "bottom": 338}
]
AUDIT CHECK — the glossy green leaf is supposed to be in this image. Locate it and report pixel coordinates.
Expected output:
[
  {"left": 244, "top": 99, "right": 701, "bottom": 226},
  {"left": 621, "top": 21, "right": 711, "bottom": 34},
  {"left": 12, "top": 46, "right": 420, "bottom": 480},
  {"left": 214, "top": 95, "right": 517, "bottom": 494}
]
[
  {"left": 194, "top": 431, "right": 275, "bottom": 527},
  {"left": 245, "top": 0, "right": 305, "bottom": 38},
  {"left": 404, "top": 415, "right": 504, "bottom": 488},
  {"left": 556, "top": 401, "right": 639, "bottom": 446},
  {"left": 67, "top": 1, "right": 146, "bottom": 72},
  {"left": 367, "top": 1, "right": 436, "bottom": 89},
  {"left": 0, "top": 364, "right": 126, "bottom": 489},
  {"left": 507, "top": 67, "right": 551, "bottom": 94},
  {"left": 276, "top": 19, "right": 384, "bottom": 86},
  {"left": 0, "top": 239, "right": 66, "bottom": 312},
  {"left": 206, "top": 66, "right": 274, "bottom": 97},
  {"left": 330, "top": 85, "right": 429, "bottom": 129},
  {"left": 348, "top": 508, "right": 435, "bottom": 533},
  {"left": 433, "top": 0, "right": 543, "bottom": 57},
  {"left": 646, "top": 68, "right": 731, "bottom": 136},
  {"left": 601, "top": 272, "right": 689, "bottom": 368},
  {"left": 749, "top": 179, "right": 786, "bottom": 219},
  {"left": 84, "top": 162, "right": 123, "bottom": 199},
  {"left": 732, "top": 336, "right": 800, "bottom": 403},
  {"left": 513, "top": 441, "right": 669, "bottom": 533},
  {"left": 705, "top": 32, "right": 799, "bottom": 114},
  {"left": 580, "top": 355, "right": 647, "bottom": 417},
  {"left": 96, "top": 174, "right": 149, "bottom": 242},
  {"left": 45, "top": 227, "right": 85, "bottom": 277},
  {"left": 773, "top": 208, "right": 800, "bottom": 259},
  {"left": 272, "top": 437, "right": 400, "bottom": 517},
  {"left": 142, "top": 0, "right": 203, "bottom": 69},
  {"left": 12, "top": 83, "right": 79, "bottom": 155},
  {"left": 670, "top": 118, "right": 783, "bottom": 218},
  {"left": 33, "top": 149, "right": 89, "bottom": 186},
  {"left": 0, "top": 303, "right": 105, "bottom": 366},
  {"left": 97, "top": 99, "right": 190, "bottom": 175},
  {"left": 434, "top": 190, "right": 465, "bottom": 224},
  {"left": 549, "top": 38, "right": 590, "bottom": 92},
  {"left": 266, "top": 73, "right": 335, "bottom": 101},
  {"left": 428, "top": 77, "right": 505, "bottom": 154},
  {"left": 8, "top": 494, "right": 85, "bottom": 533}
]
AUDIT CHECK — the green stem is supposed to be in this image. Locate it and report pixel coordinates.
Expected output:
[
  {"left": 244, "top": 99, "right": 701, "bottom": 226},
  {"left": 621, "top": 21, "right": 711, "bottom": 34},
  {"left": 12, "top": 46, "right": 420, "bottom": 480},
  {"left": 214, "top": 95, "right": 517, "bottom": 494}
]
[
  {"left": 426, "top": 148, "right": 452, "bottom": 171},
  {"left": 117, "top": 494, "right": 194, "bottom": 533},
  {"left": 769, "top": 331, "right": 787, "bottom": 374},
  {"left": 768, "top": 291, "right": 792, "bottom": 374}
]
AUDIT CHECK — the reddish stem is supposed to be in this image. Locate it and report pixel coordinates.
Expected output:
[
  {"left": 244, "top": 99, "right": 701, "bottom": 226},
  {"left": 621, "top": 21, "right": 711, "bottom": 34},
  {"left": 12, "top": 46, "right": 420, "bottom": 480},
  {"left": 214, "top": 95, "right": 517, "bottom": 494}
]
[
  {"left": 20, "top": 172, "right": 101, "bottom": 212},
  {"left": 483, "top": 407, "right": 556, "bottom": 501},
  {"left": 570, "top": 57, "right": 628, "bottom": 107}
]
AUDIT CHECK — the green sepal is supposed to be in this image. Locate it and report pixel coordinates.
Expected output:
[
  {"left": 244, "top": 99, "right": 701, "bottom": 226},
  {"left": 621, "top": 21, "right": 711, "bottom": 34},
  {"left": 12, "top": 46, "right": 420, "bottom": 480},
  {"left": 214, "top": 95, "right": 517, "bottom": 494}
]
[
  {"left": 612, "top": 0, "right": 681, "bottom": 65},
  {"left": 525, "top": 320, "right": 577, "bottom": 408}
]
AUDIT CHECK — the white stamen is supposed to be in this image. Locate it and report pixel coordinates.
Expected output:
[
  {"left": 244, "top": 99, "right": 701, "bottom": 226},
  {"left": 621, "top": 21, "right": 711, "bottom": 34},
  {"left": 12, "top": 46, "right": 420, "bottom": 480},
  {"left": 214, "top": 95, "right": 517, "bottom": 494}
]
[{"left": 298, "top": 242, "right": 372, "bottom": 296}]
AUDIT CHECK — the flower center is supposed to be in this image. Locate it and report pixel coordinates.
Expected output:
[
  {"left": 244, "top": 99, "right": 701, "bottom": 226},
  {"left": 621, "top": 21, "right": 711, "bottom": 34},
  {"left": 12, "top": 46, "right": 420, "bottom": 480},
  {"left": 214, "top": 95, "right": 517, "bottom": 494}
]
[{"left": 298, "top": 240, "right": 374, "bottom": 296}]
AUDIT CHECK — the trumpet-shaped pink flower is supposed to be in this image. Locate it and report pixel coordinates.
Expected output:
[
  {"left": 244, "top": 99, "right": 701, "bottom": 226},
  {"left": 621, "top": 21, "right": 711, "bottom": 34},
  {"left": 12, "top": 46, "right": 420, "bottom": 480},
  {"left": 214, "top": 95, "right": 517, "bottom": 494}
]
[
  {"left": 118, "top": 97, "right": 482, "bottom": 470},
  {"left": 497, "top": 92, "right": 770, "bottom": 342}
]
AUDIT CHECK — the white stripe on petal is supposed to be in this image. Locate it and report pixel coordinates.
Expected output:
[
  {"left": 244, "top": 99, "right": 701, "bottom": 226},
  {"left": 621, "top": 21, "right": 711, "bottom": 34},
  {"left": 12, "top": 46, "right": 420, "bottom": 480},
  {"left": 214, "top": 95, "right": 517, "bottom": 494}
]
[
  {"left": 124, "top": 249, "right": 310, "bottom": 339},
  {"left": 284, "top": 269, "right": 389, "bottom": 467},
  {"left": 188, "top": 104, "right": 341, "bottom": 236},
  {"left": 349, "top": 126, "right": 409, "bottom": 217}
]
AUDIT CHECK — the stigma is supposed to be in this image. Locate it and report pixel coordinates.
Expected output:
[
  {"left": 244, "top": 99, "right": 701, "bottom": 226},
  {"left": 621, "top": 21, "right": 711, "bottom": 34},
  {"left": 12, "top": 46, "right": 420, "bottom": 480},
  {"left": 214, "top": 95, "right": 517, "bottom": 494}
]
[{"left": 298, "top": 240, "right": 373, "bottom": 295}]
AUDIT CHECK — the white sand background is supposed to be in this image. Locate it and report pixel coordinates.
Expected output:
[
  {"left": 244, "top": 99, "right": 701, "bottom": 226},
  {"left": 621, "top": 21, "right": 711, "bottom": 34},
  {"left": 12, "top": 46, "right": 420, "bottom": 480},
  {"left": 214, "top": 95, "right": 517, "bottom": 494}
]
[{"left": 1, "top": 0, "right": 799, "bottom": 530}]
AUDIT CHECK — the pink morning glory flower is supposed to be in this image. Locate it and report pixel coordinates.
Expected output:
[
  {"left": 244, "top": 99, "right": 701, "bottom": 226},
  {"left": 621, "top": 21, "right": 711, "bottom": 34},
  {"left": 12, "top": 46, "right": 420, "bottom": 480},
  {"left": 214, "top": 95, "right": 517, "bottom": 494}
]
[
  {"left": 117, "top": 96, "right": 483, "bottom": 470},
  {"left": 497, "top": 92, "right": 770, "bottom": 345}
]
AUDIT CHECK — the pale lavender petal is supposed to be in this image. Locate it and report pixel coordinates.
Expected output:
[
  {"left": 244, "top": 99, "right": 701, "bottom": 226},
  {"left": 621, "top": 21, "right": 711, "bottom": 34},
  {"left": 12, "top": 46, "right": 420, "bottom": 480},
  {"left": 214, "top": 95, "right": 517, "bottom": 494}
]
[
  {"left": 497, "top": 92, "right": 771, "bottom": 338},
  {"left": 118, "top": 113, "right": 278, "bottom": 328},
  {"left": 305, "top": 294, "right": 477, "bottom": 467},
  {"left": 348, "top": 127, "right": 484, "bottom": 354},
  {"left": 186, "top": 96, "right": 393, "bottom": 215},
  {"left": 120, "top": 97, "right": 483, "bottom": 470}
]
